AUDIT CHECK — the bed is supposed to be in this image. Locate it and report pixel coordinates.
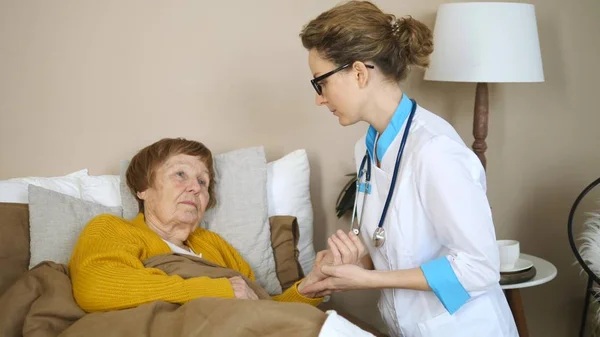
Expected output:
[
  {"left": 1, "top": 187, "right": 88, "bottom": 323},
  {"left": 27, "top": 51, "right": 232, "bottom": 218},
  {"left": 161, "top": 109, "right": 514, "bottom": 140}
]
[{"left": 0, "top": 146, "right": 386, "bottom": 336}]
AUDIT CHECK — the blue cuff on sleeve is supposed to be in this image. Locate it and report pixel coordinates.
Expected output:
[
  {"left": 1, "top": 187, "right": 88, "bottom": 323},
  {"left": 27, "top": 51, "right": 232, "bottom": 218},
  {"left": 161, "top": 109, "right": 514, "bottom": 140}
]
[{"left": 421, "top": 257, "right": 470, "bottom": 314}]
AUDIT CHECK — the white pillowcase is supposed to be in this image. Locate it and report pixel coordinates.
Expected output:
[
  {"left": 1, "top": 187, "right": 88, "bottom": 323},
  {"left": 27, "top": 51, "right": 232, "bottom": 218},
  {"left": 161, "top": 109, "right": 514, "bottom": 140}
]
[
  {"left": 267, "top": 149, "right": 316, "bottom": 275},
  {"left": 0, "top": 180, "right": 29, "bottom": 203},
  {"left": 0, "top": 169, "right": 121, "bottom": 208},
  {"left": 0, "top": 169, "right": 88, "bottom": 203},
  {"left": 79, "top": 175, "right": 121, "bottom": 207}
]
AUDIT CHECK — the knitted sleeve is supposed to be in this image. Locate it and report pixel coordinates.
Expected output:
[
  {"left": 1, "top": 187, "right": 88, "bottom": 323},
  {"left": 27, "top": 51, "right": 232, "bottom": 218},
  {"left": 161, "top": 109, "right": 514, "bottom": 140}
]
[{"left": 197, "top": 230, "right": 323, "bottom": 306}]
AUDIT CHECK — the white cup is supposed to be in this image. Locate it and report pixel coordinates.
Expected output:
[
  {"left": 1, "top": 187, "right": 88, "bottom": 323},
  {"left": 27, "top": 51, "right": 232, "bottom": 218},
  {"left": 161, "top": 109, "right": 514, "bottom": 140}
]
[{"left": 497, "top": 240, "right": 520, "bottom": 271}]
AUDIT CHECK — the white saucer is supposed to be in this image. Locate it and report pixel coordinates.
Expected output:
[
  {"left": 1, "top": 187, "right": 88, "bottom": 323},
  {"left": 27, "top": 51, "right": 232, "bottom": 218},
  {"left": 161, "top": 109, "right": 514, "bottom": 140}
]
[{"left": 500, "top": 258, "right": 534, "bottom": 273}]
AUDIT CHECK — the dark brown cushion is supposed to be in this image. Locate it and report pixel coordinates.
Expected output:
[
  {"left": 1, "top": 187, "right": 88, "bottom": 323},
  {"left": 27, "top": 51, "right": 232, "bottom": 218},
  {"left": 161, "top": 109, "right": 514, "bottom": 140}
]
[
  {"left": 0, "top": 203, "right": 30, "bottom": 296},
  {"left": 269, "top": 216, "right": 304, "bottom": 291}
]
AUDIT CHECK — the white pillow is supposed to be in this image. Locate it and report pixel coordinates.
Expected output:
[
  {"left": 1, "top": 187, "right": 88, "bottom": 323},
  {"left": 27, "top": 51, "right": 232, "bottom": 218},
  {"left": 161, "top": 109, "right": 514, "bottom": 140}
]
[
  {"left": 267, "top": 149, "right": 316, "bottom": 275},
  {"left": 0, "top": 169, "right": 88, "bottom": 203},
  {"left": 0, "top": 180, "right": 29, "bottom": 203},
  {"left": 79, "top": 175, "right": 121, "bottom": 207}
]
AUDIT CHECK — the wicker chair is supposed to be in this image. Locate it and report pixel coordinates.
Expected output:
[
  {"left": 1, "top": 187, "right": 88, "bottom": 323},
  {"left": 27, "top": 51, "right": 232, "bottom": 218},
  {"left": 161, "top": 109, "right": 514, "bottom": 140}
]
[{"left": 568, "top": 177, "right": 600, "bottom": 337}]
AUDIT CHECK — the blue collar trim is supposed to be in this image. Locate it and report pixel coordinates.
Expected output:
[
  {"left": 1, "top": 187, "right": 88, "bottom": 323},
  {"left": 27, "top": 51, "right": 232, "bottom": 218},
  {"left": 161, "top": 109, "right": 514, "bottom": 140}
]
[{"left": 365, "top": 94, "right": 413, "bottom": 162}]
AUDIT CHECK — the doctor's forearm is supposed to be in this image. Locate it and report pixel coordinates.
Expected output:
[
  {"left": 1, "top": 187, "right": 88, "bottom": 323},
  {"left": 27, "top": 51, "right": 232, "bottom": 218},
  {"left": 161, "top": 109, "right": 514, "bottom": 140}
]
[{"left": 369, "top": 268, "right": 431, "bottom": 291}]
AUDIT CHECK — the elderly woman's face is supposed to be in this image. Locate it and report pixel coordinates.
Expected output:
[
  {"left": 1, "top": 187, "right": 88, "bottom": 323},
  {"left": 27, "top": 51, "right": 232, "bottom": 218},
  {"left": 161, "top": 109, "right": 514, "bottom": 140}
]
[{"left": 137, "top": 154, "right": 210, "bottom": 235}]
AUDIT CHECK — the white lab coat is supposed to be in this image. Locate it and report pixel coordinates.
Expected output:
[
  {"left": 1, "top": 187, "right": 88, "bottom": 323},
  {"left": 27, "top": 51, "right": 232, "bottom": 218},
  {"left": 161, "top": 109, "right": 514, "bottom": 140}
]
[{"left": 353, "top": 102, "right": 518, "bottom": 337}]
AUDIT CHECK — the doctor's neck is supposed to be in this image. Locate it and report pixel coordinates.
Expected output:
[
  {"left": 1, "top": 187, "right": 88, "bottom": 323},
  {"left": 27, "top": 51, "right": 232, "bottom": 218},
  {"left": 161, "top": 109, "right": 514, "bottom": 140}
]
[{"left": 362, "top": 85, "right": 404, "bottom": 135}]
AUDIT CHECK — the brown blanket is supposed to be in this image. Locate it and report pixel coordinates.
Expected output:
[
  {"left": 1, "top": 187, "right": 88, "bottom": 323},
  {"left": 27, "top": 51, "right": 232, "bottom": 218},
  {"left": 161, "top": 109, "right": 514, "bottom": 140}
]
[{"left": 0, "top": 254, "right": 327, "bottom": 337}]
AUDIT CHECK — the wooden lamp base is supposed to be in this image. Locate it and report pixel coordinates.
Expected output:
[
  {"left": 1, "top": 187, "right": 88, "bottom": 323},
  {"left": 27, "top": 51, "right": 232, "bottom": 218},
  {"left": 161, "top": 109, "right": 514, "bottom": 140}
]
[{"left": 473, "top": 82, "right": 489, "bottom": 171}]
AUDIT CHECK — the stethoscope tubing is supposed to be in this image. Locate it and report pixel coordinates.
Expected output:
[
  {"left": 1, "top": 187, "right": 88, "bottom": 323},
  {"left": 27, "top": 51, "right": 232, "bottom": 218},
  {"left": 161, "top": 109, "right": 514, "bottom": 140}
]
[{"left": 351, "top": 99, "right": 417, "bottom": 239}]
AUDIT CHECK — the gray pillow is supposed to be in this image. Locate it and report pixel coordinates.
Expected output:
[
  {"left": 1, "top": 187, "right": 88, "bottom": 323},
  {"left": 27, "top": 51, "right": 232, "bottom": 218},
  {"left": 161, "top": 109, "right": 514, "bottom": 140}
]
[
  {"left": 203, "top": 147, "right": 281, "bottom": 295},
  {"left": 120, "top": 159, "right": 139, "bottom": 220},
  {"left": 28, "top": 185, "right": 122, "bottom": 268}
]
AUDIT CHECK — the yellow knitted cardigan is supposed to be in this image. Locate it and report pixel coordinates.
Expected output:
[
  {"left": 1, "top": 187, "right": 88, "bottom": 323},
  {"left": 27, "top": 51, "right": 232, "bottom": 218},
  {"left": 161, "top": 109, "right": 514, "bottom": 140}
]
[{"left": 69, "top": 213, "right": 322, "bottom": 312}]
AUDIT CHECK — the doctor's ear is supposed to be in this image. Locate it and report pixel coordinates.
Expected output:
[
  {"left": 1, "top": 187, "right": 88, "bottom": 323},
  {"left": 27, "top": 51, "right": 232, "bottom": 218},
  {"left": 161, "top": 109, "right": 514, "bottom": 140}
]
[{"left": 352, "top": 61, "right": 371, "bottom": 89}]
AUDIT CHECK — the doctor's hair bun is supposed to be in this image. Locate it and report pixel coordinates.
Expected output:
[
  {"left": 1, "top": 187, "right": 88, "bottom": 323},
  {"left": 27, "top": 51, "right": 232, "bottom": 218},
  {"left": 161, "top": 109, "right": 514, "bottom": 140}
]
[
  {"left": 393, "top": 16, "right": 434, "bottom": 70},
  {"left": 299, "top": 0, "right": 434, "bottom": 83}
]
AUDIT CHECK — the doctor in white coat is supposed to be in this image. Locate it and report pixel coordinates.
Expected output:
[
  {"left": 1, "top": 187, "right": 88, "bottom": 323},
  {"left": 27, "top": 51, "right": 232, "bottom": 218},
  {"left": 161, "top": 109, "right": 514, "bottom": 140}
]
[{"left": 298, "top": 1, "right": 519, "bottom": 337}]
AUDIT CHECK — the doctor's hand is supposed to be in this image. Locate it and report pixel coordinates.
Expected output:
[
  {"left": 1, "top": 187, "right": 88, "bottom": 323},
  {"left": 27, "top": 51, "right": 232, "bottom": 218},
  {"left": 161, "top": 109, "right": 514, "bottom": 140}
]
[
  {"left": 299, "top": 264, "right": 373, "bottom": 297},
  {"left": 325, "top": 230, "right": 367, "bottom": 266}
]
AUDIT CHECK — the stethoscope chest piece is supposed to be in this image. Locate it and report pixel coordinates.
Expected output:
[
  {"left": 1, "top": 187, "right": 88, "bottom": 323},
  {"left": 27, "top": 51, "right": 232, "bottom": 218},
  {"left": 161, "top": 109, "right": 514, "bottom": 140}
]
[{"left": 373, "top": 227, "right": 386, "bottom": 247}]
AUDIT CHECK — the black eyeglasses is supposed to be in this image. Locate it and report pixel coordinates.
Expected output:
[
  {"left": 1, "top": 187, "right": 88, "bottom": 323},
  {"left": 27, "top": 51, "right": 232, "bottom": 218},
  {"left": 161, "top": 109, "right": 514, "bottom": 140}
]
[{"left": 311, "top": 62, "right": 375, "bottom": 96}]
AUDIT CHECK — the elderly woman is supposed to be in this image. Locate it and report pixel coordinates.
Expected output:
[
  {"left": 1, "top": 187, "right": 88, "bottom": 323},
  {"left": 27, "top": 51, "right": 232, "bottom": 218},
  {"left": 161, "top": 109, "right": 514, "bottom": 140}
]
[{"left": 69, "top": 138, "right": 324, "bottom": 312}]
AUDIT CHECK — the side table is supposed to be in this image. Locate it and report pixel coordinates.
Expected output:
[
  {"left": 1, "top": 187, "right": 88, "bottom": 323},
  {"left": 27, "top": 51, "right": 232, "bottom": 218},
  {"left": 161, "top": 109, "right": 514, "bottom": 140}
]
[{"left": 502, "top": 253, "right": 558, "bottom": 337}]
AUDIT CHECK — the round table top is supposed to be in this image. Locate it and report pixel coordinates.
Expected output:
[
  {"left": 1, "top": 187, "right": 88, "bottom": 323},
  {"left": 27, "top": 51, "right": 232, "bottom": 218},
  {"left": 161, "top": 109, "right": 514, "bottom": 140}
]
[{"left": 501, "top": 253, "right": 557, "bottom": 290}]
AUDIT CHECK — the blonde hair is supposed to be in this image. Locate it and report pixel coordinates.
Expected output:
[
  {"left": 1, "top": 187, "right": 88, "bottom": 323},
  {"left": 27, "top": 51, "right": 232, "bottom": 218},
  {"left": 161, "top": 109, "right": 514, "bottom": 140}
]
[
  {"left": 300, "top": 0, "right": 433, "bottom": 82},
  {"left": 126, "top": 138, "right": 216, "bottom": 212}
]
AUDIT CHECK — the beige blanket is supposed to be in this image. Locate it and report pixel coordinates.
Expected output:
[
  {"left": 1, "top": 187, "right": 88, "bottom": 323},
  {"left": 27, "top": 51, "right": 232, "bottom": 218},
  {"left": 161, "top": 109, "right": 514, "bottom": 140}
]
[{"left": 0, "top": 254, "right": 327, "bottom": 337}]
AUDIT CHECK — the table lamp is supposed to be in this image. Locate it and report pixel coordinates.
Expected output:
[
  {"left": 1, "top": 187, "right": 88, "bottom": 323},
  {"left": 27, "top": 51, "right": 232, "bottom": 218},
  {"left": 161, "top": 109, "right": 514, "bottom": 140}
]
[{"left": 424, "top": 2, "right": 544, "bottom": 170}]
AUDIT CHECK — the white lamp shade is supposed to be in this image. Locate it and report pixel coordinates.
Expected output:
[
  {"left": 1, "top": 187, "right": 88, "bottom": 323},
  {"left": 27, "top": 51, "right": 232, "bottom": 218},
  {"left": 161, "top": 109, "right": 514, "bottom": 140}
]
[{"left": 424, "top": 2, "right": 544, "bottom": 83}]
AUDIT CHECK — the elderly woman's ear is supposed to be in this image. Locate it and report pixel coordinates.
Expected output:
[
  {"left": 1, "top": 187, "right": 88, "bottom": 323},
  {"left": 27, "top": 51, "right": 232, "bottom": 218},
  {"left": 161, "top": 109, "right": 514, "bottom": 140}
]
[{"left": 136, "top": 191, "right": 146, "bottom": 200}]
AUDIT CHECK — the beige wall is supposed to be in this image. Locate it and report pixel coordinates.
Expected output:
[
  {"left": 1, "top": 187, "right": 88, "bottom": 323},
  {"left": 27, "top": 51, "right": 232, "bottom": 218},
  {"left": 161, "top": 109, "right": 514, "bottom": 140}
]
[{"left": 1, "top": 0, "right": 598, "bottom": 335}]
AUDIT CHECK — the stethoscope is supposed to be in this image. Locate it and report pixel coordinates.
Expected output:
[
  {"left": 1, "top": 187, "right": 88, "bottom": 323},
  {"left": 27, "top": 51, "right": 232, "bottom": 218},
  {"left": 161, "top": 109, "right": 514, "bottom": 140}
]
[{"left": 350, "top": 99, "right": 417, "bottom": 248}]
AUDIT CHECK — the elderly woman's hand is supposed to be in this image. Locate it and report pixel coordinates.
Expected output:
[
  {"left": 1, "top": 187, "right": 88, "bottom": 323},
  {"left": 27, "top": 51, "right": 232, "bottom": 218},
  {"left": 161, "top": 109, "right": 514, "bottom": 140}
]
[{"left": 228, "top": 276, "right": 259, "bottom": 300}]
